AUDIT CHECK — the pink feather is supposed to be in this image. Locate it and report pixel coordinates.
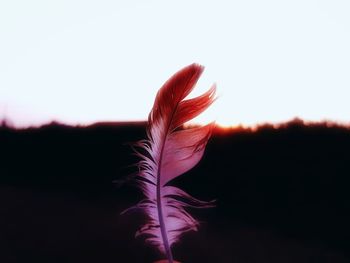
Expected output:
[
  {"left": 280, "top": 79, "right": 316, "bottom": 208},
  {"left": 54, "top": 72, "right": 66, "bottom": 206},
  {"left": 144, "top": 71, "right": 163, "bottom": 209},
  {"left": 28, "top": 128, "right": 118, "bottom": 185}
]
[{"left": 131, "top": 64, "right": 216, "bottom": 263}]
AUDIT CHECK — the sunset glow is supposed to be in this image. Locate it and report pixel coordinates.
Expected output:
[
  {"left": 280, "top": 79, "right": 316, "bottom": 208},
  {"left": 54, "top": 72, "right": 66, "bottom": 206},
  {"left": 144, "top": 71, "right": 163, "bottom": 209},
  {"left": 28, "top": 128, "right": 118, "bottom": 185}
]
[{"left": 1, "top": 1, "right": 350, "bottom": 128}]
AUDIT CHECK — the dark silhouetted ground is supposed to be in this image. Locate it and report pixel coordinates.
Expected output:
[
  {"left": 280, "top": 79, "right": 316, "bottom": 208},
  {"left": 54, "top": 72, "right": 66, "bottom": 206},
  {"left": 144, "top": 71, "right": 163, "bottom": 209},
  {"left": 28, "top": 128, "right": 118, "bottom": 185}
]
[{"left": 1, "top": 120, "right": 350, "bottom": 262}]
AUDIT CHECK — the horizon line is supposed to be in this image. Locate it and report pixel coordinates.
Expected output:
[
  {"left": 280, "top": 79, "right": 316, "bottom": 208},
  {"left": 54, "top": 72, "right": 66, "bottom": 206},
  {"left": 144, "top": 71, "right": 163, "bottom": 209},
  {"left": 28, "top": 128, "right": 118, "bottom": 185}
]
[{"left": 1, "top": 117, "right": 350, "bottom": 132}]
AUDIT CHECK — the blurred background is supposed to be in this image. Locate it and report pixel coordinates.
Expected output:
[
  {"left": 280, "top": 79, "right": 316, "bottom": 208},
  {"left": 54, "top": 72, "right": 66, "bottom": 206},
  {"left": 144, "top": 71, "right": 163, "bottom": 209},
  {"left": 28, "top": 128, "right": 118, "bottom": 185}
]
[{"left": 1, "top": 0, "right": 350, "bottom": 127}]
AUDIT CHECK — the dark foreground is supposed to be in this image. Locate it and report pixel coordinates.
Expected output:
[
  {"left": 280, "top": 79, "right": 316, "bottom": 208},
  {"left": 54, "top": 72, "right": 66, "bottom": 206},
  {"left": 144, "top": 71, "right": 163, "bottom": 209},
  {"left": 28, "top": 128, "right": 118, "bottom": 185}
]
[{"left": 1, "top": 120, "right": 350, "bottom": 263}]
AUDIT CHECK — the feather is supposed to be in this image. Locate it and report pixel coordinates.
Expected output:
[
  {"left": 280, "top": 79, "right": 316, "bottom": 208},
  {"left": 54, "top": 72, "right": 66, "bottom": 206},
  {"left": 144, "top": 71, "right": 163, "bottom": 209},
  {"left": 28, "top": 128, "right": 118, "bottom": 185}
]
[{"left": 130, "top": 64, "right": 216, "bottom": 263}]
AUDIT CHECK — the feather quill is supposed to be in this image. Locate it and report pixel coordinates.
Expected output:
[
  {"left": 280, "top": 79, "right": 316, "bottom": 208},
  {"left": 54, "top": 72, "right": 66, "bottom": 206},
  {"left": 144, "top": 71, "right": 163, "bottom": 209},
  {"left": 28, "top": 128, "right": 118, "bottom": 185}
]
[{"left": 130, "top": 64, "right": 216, "bottom": 263}]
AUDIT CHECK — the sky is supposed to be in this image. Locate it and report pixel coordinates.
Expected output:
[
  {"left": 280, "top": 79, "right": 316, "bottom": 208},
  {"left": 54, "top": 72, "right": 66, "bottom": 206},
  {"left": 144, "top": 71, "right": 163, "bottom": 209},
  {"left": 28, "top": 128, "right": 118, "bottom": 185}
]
[{"left": 1, "top": 0, "right": 350, "bottom": 128}]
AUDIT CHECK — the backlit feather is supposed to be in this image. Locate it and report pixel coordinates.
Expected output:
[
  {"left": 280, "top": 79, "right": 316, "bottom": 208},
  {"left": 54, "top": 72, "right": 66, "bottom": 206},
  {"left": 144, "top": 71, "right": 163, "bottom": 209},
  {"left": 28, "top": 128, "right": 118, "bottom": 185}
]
[{"left": 130, "top": 64, "right": 216, "bottom": 262}]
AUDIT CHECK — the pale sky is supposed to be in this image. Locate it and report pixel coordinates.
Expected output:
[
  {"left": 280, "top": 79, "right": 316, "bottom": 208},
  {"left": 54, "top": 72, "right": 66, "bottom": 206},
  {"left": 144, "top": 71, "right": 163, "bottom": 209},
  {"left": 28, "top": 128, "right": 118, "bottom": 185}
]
[{"left": 1, "top": 0, "right": 350, "bottom": 128}]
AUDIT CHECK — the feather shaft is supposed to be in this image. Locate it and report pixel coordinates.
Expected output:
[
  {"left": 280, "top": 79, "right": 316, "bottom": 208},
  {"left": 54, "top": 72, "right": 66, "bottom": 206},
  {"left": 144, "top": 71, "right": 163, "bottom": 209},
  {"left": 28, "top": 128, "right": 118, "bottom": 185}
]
[{"left": 157, "top": 118, "right": 175, "bottom": 263}]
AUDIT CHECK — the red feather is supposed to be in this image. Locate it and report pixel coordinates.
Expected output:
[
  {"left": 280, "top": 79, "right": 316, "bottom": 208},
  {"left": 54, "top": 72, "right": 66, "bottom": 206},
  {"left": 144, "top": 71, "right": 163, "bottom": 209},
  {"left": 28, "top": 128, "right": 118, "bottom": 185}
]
[{"left": 129, "top": 64, "right": 216, "bottom": 263}]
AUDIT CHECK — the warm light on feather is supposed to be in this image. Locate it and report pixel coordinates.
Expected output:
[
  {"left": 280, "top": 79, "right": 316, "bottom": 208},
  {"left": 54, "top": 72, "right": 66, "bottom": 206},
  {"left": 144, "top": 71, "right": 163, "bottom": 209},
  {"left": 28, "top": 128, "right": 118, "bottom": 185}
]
[{"left": 128, "top": 64, "right": 216, "bottom": 263}]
